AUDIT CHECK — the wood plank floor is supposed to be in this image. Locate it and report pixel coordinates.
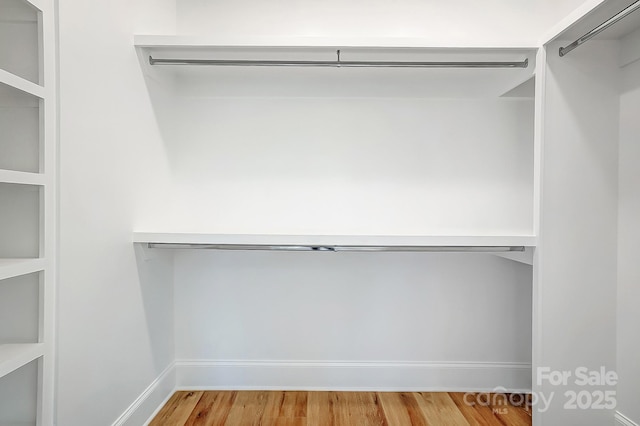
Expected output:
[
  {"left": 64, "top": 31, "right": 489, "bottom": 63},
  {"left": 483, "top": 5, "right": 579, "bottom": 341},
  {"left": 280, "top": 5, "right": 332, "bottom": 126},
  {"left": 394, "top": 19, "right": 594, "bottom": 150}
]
[{"left": 150, "top": 391, "right": 532, "bottom": 425}]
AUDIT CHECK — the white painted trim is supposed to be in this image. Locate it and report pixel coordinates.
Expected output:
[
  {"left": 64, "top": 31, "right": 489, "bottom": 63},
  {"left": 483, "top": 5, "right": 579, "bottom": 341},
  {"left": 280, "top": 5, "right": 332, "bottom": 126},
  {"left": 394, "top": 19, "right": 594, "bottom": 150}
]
[
  {"left": 617, "top": 412, "right": 640, "bottom": 426},
  {"left": 111, "top": 363, "right": 176, "bottom": 426},
  {"left": 175, "top": 359, "right": 531, "bottom": 393},
  {"left": 531, "top": 45, "right": 547, "bottom": 426}
]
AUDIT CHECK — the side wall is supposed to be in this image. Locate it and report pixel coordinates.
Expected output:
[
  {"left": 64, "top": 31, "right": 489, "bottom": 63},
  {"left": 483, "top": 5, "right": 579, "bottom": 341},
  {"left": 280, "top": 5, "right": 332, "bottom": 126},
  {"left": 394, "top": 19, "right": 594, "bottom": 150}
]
[
  {"left": 617, "top": 50, "right": 640, "bottom": 425},
  {"left": 57, "top": 1, "right": 176, "bottom": 425}
]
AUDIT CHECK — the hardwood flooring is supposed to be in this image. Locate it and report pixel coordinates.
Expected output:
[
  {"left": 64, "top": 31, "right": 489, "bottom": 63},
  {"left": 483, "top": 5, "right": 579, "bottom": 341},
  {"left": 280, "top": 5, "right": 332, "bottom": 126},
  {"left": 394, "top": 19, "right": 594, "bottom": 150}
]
[{"left": 150, "top": 391, "right": 532, "bottom": 425}]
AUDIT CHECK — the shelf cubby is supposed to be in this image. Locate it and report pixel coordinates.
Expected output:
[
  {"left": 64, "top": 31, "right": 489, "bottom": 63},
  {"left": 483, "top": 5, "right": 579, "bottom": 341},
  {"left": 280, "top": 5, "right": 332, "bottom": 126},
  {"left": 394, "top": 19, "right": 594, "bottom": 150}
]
[
  {"left": 0, "top": 357, "right": 39, "bottom": 425},
  {"left": 0, "top": 0, "right": 41, "bottom": 85},
  {"left": 0, "top": 272, "right": 40, "bottom": 345},
  {"left": 0, "top": 183, "right": 40, "bottom": 259},
  {"left": 0, "top": 81, "right": 42, "bottom": 174}
]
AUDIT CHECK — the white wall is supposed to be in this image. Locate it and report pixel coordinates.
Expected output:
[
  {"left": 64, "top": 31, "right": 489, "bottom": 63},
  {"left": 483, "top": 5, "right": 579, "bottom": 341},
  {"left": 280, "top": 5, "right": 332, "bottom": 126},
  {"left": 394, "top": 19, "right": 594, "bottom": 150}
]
[
  {"left": 57, "top": 1, "right": 176, "bottom": 425},
  {"left": 176, "top": 0, "right": 588, "bottom": 45},
  {"left": 617, "top": 52, "right": 640, "bottom": 425},
  {"left": 174, "top": 250, "right": 532, "bottom": 390},
  {"left": 177, "top": 253, "right": 532, "bottom": 362},
  {"left": 143, "top": 90, "right": 534, "bottom": 235}
]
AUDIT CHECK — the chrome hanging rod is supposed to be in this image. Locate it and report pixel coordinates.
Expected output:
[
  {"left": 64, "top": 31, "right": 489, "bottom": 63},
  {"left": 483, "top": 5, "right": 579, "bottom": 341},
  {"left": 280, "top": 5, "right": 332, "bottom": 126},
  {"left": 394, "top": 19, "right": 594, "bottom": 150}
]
[
  {"left": 146, "top": 243, "right": 525, "bottom": 252},
  {"left": 559, "top": 0, "right": 640, "bottom": 57},
  {"left": 148, "top": 53, "right": 528, "bottom": 69}
]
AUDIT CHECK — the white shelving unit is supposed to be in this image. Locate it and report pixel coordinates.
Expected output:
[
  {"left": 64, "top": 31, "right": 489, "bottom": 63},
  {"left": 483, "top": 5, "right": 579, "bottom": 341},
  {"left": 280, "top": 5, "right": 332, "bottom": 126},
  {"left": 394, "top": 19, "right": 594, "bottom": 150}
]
[
  {"left": 0, "top": 0, "right": 56, "bottom": 424},
  {"left": 131, "top": 34, "right": 538, "bottom": 411}
]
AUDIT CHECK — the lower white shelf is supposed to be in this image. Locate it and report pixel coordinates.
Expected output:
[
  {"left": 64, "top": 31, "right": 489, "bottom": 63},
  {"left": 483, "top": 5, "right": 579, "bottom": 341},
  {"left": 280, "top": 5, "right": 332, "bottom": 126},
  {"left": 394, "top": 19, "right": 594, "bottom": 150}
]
[
  {"left": 0, "top": 259, "right": 46, "bottom": 281},
  {"left": 0, "top": 170, "right": 46, "bottom": 186},
  {"left": 134, "top": 232, "right": 537, "bottom": 252},
  {"left": 0, "top": 344, "right": 44, "bottom": 379},
  {"left": 1, "top": 423, "right": 36, "bottom": 426},
  {"left": 0, "top": 68, "right": 45, "bottom": 99}
]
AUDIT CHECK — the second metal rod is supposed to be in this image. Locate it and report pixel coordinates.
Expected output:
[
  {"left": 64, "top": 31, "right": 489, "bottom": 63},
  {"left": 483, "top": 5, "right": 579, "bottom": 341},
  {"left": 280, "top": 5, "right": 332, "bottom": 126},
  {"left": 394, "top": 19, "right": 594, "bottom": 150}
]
[{"left": 559, "top": 0, "right": 640, "bottom": 57}]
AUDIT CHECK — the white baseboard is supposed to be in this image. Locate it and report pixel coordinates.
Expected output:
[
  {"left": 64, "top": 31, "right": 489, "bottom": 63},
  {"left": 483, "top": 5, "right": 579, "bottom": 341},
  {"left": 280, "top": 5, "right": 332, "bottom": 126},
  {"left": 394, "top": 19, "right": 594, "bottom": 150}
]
[
  {"left": 111, "top": 363, "right": 176, "bottom": 426},
  {"left": 616, "top": 411, "right": 639, "bottom": 426},
  {"left": 175, "top": 359, "right": 531, "bottom": 392}
]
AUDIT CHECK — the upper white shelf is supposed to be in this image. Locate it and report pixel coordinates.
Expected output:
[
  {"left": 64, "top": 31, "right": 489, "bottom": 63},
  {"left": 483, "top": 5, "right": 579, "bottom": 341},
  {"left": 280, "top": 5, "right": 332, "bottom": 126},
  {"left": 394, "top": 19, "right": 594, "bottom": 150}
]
[
  {"left": 0, "top": 258, "right": 45, "bottom": 281},
  {"left": 134, "top": 35, "right": 539, "bottom": 50},
  {"left": 134, "top": 232, "right": 537, "bottom": 251},
  {"left": 0, "top": 170, "right": 46, "bottom": 186},
  {"left": 0, "top": 68, "right": 44, "bottom": 99},
  {"left": 134, "top": 36, "right": 537, "bottom": 99},
  {"left": 0, "top": 343, "right": 44, "bottom": 379}
]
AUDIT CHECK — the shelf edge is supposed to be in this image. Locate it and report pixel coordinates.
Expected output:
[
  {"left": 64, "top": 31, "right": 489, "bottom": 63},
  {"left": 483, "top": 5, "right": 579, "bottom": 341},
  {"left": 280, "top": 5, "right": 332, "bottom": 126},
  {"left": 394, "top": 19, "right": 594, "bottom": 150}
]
[
  {"left": 0, "top": 343, "right": 45, "bottom": 380},
  {"left": 133, "top": 232, "right": 538, "bottom": 248},
  {"left": 0, "top": 258, "right": 46, "bottom": 281},
  {"left": 133, "top": 35, "right": 540, "bottom": 50},
  {"left": 0, "top": 68, "right": 45, "bottom": 99},
  {"left": 0, "top": 170, "right": 46, "bottom": 186}
]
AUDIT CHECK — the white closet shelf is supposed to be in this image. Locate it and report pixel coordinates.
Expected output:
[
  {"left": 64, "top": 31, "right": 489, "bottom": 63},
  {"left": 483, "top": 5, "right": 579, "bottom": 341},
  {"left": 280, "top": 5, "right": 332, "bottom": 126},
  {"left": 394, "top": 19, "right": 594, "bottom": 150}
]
[
  {"left": 0, "top": 68, "right": 44, "bottom": 99},
  {"left": 134, "top": 232, "right": 536, "bottom": 252},
  {"left": 0, "top": 258, "right": 45, "bottom": 281},
  {"left": 134, "top": 36, "right": 536, "bottom": 98},
  {"left": 134, "top": 35, "right": 538, "bottom": 50},
  {"left": 0, "top": 343, "right": 44, "bottom": 379},
  {"left": 23, "top": 0, "right": 43, "bottom": 12},
  {"left": 134, "top": 35, "right": 535, "bottom": 66},
  {"left": 0, "top": 170, "right": 46, "bottom": 186}
]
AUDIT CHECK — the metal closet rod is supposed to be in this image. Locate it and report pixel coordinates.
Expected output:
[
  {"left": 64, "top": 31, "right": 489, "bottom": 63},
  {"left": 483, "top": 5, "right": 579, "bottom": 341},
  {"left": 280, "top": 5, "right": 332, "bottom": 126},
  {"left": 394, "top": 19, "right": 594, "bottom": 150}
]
[
  {"left": 148, "top": 55, "right": 529, "bottom": 69},
  {"left": 146, "top": 243, "right": 525, "bottom": 252},
  {"left": 559, "top": 0, "right": 640, "bottom": 57}
]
